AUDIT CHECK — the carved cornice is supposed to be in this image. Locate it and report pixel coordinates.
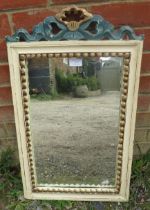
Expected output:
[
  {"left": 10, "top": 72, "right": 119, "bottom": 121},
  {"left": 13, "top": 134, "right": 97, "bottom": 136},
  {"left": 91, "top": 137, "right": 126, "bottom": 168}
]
[{"left": 6, "top": 6, "right": 144, "bottom": 42}]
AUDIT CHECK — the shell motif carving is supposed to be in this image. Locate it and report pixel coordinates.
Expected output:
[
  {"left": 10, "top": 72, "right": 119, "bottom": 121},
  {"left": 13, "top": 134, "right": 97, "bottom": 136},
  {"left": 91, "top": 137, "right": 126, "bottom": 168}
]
[{"left": 55, "top": 6, "right": 93, "bottom": 31}]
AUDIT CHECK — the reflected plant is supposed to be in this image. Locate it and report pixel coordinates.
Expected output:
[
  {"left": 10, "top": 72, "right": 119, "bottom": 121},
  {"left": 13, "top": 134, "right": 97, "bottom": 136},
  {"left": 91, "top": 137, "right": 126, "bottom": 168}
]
[{"left": 55, "top": 68, "right": 100, "bottom": 94}]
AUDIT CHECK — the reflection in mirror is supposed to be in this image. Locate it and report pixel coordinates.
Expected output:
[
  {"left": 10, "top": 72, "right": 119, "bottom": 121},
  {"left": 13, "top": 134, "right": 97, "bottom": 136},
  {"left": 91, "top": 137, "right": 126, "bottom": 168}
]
[{"left": 27, "top": 55, "right": 123, "bottom": 186}]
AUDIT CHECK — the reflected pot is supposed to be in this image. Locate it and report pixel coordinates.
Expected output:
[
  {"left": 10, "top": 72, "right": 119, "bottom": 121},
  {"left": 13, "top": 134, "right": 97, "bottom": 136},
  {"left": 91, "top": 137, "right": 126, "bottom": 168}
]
[{"left": 74, "top": 85, "right": 88, "bottom": 98}]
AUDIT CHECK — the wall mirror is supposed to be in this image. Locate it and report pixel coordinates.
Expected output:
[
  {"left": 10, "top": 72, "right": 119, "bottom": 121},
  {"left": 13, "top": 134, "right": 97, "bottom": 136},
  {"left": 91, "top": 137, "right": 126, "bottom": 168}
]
[{"left": 6, "top": 6, "right": 143, "bottom": 201}]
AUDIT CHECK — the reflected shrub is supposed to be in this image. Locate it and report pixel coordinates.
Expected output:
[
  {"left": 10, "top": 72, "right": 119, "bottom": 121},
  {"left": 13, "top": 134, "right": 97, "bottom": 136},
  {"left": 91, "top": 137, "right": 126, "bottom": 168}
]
[
  {"left": 55, "top": 69, "right": 73, "bottom": 93},
  {"left": 55, "top": 69, "right": 100, "bottom": 93},
  {"left": 86, "top": 76, "right": 100, "bottom": 91}
]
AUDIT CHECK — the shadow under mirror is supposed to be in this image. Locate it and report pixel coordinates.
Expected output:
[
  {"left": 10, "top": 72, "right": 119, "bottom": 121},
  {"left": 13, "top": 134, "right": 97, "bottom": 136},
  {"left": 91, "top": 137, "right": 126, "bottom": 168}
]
[{"left": 27, "top": 55, "right": 123, "bottom": 187}]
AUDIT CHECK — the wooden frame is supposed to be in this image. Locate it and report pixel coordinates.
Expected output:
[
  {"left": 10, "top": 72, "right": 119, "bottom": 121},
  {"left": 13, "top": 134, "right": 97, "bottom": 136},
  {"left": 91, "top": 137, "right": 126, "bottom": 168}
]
[{"left": 7, "top": 40, "right": 143, "bottom": 201}]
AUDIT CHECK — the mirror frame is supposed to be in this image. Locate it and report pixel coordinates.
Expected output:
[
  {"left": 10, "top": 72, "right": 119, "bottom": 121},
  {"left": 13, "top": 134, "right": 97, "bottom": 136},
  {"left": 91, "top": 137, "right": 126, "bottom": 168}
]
[{"left": 7, "top": 40, "right": 143, "bottom": 201}]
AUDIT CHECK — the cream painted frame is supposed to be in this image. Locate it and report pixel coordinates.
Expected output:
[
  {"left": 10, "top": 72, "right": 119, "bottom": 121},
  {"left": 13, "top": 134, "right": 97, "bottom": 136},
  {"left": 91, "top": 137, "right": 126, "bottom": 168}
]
[{"left": 7, "top": 40, "right": 143, "bottom": 201}]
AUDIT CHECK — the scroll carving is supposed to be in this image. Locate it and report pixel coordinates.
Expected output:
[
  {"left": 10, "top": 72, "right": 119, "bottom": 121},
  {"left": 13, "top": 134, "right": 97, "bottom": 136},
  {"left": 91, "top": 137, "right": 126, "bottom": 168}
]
[{"left": 6, "top": 6, "right": 143, "bottom": 42}]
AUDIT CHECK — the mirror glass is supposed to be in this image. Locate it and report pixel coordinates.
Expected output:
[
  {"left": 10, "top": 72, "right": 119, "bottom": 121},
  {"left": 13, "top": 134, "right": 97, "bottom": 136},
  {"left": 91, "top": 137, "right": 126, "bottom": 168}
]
[{"left": 27, "top": 55, "right": 123, "bottom": 186}]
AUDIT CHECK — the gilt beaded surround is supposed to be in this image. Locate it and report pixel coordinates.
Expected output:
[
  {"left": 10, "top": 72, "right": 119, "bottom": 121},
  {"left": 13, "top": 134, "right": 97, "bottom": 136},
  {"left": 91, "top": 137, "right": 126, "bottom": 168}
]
[{"left": 19, "top": 51, "right": 130, "bottom": 193}]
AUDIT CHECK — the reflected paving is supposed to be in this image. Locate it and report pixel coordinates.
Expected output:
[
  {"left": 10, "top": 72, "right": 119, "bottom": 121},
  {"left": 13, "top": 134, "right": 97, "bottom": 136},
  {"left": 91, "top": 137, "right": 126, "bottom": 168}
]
[{"left": 30, "top": 92, "right": 120, "bottom": 185}]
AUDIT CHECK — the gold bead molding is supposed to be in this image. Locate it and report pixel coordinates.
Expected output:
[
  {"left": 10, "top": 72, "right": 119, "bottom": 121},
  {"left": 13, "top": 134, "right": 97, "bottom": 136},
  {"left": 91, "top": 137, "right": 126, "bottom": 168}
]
[
  {"left": 115, "top": 53, "right": 131, "bottom": 192},
  {"left": 19, "top": 52, "right": 130, "bottom": 194}
]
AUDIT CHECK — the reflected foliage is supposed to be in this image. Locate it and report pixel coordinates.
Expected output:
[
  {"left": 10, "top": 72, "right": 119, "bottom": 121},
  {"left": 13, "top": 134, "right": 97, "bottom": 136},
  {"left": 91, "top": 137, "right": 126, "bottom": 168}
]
[{"left": 55, "top": 69, "right": 100, "bottom": 93}]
